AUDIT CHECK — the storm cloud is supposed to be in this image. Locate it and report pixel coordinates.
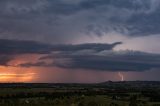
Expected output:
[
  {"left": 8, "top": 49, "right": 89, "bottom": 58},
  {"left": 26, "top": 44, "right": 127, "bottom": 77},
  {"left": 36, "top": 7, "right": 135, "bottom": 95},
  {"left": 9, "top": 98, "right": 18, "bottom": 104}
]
[
  {"left": 0, "top": 39, "right": 53, "bottom": 54},
  {"left": 0, "top": 0, "right": 160, "bottom": 82},
  {"left": 55, "top": 52, "right": 160, "bottom": 71},
  {"left": 0, "top": 39, "right": 121, "bottom": 54},
  {"left": 7, "top": 39, "right": 159, "bottom": 72},
  {"left": 0, "top": 0, "right": 160, "bottom": 43},
  {"left": 0, "top": 39, "right": 159, "bottom": 72},
  {"left": 0, "top": 39, "right": 122, "bottom": 66}
]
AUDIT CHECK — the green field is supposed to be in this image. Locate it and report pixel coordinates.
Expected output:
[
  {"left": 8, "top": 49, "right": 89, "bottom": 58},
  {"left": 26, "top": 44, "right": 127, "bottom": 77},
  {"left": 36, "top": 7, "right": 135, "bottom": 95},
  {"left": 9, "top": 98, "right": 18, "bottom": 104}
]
[{"left": 0, "top": 82, "right": 159, "bottom": 106}]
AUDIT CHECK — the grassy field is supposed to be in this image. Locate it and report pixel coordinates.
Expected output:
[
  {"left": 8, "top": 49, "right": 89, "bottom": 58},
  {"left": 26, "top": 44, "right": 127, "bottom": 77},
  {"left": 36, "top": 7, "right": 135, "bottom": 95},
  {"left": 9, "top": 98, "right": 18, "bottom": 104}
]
[{"left": 0, "top": 82, "right": 159, "bottom": 106}]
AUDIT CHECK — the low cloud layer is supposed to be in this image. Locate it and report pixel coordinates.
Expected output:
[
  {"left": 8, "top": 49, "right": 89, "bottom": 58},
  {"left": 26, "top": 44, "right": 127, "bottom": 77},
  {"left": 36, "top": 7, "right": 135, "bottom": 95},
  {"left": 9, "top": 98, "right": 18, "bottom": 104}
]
[
  {"left": 0, "top": 39, "right": 121, "bottom": 54},
  {"left": 1, "top": 39, "right": 158, "bottom": 72},
  {"left": 28, "top": 50, "right": 160, "bottom": 72},
  {"left": 0, "top": 39, "right": 53, "bottom": 54},
  {"left": 0, "top": 39, "right": 122, "bottom": 66}
]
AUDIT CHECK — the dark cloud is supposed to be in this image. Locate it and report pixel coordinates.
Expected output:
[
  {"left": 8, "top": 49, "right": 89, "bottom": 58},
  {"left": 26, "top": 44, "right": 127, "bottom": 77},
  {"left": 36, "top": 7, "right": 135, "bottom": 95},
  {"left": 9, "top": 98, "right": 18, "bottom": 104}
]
[
  {"left": 0, "top": 39, "right": 160, "bottom": 72},
  {"left": 0, "top": 0, "right": 160, "bottom": 72},
  {"left": 56, "top": 53, "right": 160, "bottom": 71},
  {"left": 19, "top": 48, "right": 160, "bottom": 72},
  {"left": 0, "top": 39, "right": 53, "bottom": 66},
  {"left": 79, "top": 0, "right": 160, "bottom": 36},
  {"left": 0, "top": 39, "right": 53, "bottom": 54},
  {"left": 50, "top": 42, "right": 122, "bottom": 52},
  {"left": 19, "top": 61, "right": 47, "bottom": 67},
  {"left": 0, "top": 39, "right": 121, "bottom": 66},
  {"left": 0, "top": 55, "right": 13, "bottom": 66},
  {"left": 0, "top": 39, "right": 121, "bottom": 54},
  {"left": 0, "top": 0, "right": 160, "bottom": 43}
]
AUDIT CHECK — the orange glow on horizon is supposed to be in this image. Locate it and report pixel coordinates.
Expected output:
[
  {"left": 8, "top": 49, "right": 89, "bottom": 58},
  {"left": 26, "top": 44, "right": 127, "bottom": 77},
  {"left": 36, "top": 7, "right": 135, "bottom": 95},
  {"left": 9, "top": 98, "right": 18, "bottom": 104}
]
[
  {"left": 0, "top": 66, "right": 37, "bottom": 83},
  {"left": 0, "top": 54, "right": 129, "bottom": 83},
  {"left": 0, "top": 54, "right": 45, "bottom": 82},
  {"left": 0, "top": 73, "right": 36, "bottom": 82}
]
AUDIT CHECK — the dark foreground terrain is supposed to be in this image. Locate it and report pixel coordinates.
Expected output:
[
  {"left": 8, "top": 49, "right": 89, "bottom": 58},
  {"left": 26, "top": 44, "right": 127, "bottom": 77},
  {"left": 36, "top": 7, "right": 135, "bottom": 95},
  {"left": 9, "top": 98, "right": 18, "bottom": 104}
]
[{"left": 0, "top": 81, "right": 160, "bottom": 106}]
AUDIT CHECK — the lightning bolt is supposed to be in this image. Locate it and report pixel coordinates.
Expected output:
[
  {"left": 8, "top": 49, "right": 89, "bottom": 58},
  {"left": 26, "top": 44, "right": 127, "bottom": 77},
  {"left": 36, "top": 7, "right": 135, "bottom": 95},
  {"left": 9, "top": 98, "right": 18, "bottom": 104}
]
[{"left": 118, "top": 72, "right": 124, "bottom": 81}]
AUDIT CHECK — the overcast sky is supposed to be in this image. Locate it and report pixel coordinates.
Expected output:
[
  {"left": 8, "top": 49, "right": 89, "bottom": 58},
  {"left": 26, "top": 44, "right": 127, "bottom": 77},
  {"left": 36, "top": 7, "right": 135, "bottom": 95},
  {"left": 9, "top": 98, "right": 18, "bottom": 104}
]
[{"left": 0, "top": 0, "right": 160, "bottom": 83}]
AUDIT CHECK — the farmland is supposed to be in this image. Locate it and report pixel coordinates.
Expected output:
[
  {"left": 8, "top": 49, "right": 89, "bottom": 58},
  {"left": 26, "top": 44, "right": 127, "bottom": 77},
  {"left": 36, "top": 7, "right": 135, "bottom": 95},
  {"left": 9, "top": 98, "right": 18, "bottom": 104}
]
[{"left": 0, "top": 81, "right": 160, "bottom": 106}]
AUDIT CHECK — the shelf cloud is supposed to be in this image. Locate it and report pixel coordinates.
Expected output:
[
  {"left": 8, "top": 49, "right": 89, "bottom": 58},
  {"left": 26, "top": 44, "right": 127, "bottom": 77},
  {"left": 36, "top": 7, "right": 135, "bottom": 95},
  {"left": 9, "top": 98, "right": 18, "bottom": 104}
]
[{"left": 0, "top": 39, "right": 158, "bottom": 72}]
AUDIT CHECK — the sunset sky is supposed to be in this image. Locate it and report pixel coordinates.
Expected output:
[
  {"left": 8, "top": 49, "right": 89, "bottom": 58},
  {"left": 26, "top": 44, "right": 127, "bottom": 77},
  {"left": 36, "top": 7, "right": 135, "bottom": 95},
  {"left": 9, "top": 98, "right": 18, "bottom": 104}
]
[{"left": 0, "top": 0, "right": 160, "bottom": 83}]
